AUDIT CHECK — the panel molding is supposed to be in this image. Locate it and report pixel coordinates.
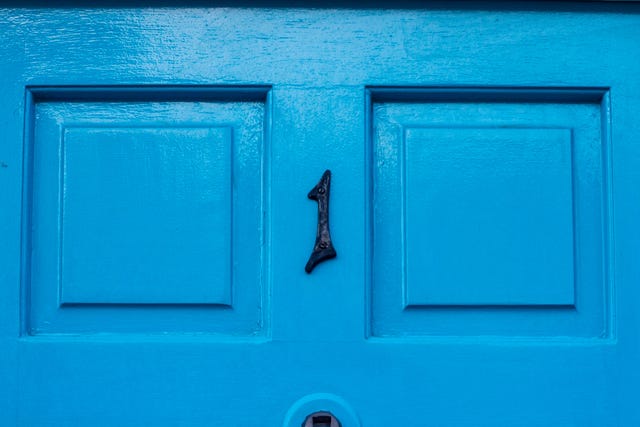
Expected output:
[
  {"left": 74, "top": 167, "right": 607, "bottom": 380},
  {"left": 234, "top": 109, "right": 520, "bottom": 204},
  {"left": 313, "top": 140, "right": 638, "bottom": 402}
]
[
  {"left": 365, "top": 86, "right": 614, "bottom": 340},
  {"left": 21, "top": 85, "right": 272, "bottom": 338}
]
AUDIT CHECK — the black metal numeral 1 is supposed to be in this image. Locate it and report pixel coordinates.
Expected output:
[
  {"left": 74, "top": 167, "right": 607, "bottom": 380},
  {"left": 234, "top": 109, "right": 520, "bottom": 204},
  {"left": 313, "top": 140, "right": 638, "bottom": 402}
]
[{"left": 305, "top": 170, "right": 337, "bottom": 273}]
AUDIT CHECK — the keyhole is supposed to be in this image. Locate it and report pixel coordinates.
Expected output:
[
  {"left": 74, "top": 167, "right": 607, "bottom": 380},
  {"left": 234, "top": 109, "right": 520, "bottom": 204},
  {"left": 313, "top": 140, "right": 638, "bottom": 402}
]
[{"left": 302, "top": 411, "right": 341, "bottom": 427}]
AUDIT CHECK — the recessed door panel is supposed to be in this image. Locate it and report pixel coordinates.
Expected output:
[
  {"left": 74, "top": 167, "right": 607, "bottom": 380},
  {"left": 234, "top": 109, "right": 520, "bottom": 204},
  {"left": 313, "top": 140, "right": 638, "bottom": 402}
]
[
  {"left": 61, "top": 126, "right": 233, "bottom": 305},
  {"left": 370, "top": 88, "right": 611, "bottom": 338},
  {"left": 26, "top": 88, "right": 269, "bottom": 336},
  {"left": 404, "top": 126, "right": 575, "bottom": 306}
]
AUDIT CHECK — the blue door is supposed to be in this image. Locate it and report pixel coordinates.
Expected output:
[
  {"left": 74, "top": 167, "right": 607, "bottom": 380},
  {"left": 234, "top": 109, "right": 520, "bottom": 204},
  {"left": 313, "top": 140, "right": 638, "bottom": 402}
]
[{"left": 1, "top": 4, "right": 639, "bottom": 426}]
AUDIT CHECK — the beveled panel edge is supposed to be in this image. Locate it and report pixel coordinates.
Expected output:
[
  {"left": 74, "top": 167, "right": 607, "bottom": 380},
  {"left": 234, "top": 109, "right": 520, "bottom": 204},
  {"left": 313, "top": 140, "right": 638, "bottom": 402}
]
[
  {"left": 363, "top": 86, "right": 615, "bottom": 342},
  {"left": 20, "top": 85, "right": 273, "bottom": 338}
]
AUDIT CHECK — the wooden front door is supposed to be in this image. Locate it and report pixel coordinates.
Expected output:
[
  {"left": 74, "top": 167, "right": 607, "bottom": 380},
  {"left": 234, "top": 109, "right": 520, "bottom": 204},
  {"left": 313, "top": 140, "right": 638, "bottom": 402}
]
[{"left": 1, "top": 4, "right": 639, "bottom": 426}]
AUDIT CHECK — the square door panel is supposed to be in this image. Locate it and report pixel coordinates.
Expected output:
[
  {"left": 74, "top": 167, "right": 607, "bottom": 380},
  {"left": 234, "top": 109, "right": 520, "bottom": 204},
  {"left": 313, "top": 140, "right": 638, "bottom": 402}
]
[
  {"left": 61, "top": 126, "right": 232, "bottom": 305},
  {"left": 369, "top": 88, "right": 611, "bottom": 338},
  {"left": 25, "top": 87, "right": 270, "bottom": 337},
  {"left": 404, "top": 127, "right": 575, "bottom": 306}
]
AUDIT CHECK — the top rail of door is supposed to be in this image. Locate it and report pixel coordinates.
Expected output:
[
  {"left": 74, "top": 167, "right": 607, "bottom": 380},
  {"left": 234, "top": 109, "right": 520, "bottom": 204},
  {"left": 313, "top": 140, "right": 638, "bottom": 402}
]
[{"left": 2, "top": 1, "right": 640, "bottom": 8}]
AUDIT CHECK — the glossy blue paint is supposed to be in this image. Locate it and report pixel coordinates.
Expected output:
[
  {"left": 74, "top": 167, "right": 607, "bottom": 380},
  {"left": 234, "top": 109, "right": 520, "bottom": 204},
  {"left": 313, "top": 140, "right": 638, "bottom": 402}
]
[
  {"left": 26, "top": 88, "right": 268, "bottom": 336},
  {"left": 370, "top": 88, "right": 610, "bottom": 338},
  {"left": 1, "top": 5, "right": 639, "bottom": 427},
  {"left": 61, "top": 126, "right": 233, "bottom": 305},
  {"left": 405, "top": 126, "right": 575, "bottom": 305}
]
